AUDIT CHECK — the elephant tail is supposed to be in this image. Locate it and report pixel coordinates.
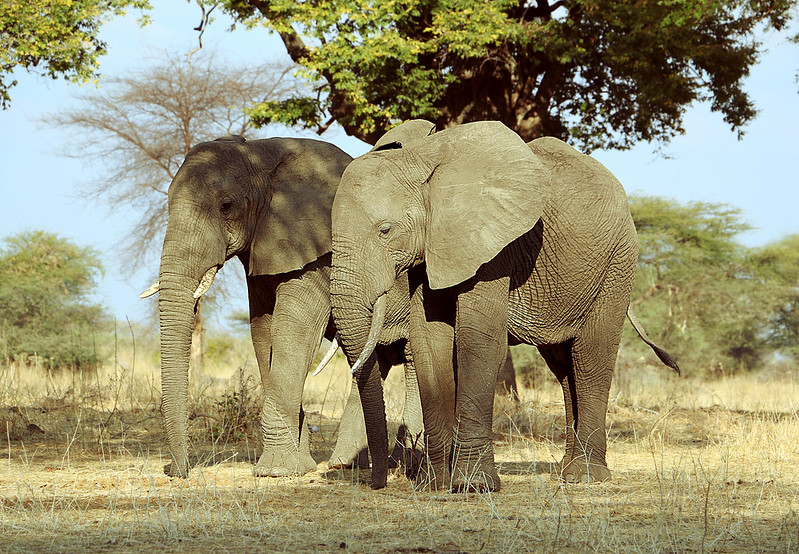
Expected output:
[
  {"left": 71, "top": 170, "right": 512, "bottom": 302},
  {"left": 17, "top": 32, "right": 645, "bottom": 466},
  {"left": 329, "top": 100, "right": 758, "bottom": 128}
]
[{"left": 626, "top": 306, "right": 681, "bottom": 376}]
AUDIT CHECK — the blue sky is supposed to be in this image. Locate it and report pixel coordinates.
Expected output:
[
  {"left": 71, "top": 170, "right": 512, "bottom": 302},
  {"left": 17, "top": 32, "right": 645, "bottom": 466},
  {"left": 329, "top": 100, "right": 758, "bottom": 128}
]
[{"left": 0, "top": 2, "right": 797, "bottom": 325}]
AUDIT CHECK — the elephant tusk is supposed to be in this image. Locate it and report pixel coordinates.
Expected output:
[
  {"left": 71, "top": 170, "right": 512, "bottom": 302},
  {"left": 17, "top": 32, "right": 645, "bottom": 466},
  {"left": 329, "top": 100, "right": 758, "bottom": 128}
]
[
  {"left": 351, "top": 294, "right": 387, "bottom": 375},
  {"left": 312, "top": 334, "right": 340, "bottom": 376},
  {"left": 193, "top": 266, "right": 218, "bottom": 299},
  {"left": 140, "top": 281, "right": 160, "bottom": 298}
]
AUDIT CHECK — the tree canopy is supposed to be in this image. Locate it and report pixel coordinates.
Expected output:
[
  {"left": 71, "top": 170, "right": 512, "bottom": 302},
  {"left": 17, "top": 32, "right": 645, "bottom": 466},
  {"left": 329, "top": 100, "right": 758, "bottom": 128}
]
[
  {"left": 0, "top": 231, "right": 108, "bottom": 370},
  {"left": 0, "top": 0, "right": 150, "bottom": 109},
  {"left": 220, "top": 0, "right": 796, "bottom": 148}
]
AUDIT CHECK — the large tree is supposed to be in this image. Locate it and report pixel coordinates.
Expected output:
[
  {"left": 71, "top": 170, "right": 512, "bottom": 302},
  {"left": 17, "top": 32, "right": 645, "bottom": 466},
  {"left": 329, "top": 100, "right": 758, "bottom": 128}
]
[
  {"left": 219, "top": 0, "right": 796, "bottom": 149},
  {"left": 49, "top": 52, "right": 297, "bottom": 270},
  {"left": 49, "top": 52, "right": 297, "bottom": 368},
  {"left": 0, "top": 0, "right": 150, "bottom": 109}
]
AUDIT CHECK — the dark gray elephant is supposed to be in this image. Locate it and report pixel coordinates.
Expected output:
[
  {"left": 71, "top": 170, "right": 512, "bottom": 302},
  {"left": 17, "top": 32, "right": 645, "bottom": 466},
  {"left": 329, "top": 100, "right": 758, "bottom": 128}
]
[
  {"left": 329, "top": 120, "right": 680, "bottom": 491},
  {"left": 144, "top": 134, "right": 423, "bottom": 479}
]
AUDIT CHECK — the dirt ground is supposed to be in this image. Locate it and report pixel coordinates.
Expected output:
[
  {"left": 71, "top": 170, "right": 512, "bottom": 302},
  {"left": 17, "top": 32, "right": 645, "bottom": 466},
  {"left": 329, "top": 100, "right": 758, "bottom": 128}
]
[{"left": 1, "top": 365, "right": 798, "bottom": 552}]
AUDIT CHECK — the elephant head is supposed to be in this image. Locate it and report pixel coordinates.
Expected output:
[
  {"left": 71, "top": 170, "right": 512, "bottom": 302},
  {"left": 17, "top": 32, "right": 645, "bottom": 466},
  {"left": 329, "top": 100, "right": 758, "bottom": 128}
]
[
  {"left": 151, "top": 135, "right": 351, "bottom": 477},
  {"left": 330, "top": 121, "right": 549, "bottom": 368}
]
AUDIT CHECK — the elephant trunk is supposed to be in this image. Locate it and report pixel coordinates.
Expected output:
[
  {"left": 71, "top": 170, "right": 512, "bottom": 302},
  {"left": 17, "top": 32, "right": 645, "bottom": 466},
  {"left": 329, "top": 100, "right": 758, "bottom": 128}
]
[
  {"left": 358, "top": 346, "right": 388, "bottom": 489},
  {"left": 330, "top": 271, "right": 389, "bottom": 489},
  {"left": 157, "top": 218, "right": 224, "bottom": 477},
  {"left": 158, "top": 264, "right": 197, "bottom": 478}
]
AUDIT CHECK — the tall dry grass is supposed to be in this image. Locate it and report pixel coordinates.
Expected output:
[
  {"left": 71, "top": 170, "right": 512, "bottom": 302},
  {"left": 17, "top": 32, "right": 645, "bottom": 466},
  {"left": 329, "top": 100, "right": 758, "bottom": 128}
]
[{"left": 1, "top": 336, "right": 797, "bottom": 552}]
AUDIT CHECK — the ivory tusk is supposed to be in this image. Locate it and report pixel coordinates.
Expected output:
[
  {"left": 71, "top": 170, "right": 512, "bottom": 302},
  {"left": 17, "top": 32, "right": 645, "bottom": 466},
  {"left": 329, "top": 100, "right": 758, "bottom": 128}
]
[
  {"left": 312, "top": 334, "right": 340, "bottom": 376},
  {"left": 140, "top": 281, "right": 160, "bottom": 298},
  {"left": 193, "top": 266, "right": 218, "bottom": 299},
  {"left": 351, "top": 294, "right": 387, "bottom": 375}
]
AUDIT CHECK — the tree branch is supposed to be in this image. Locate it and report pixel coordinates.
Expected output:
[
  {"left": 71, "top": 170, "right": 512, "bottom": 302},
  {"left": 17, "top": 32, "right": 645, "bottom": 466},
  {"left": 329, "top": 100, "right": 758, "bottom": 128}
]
[
  {"left": 246, "top": 0, "right": 385, "bottom": 143},
  {"left": 519, "top": 0, "right": 568, "bottom": 21}
]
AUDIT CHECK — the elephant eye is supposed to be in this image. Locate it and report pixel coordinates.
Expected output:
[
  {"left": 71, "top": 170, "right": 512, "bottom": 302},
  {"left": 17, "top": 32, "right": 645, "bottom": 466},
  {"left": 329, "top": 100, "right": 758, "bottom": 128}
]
[
  {"left": 220, "top": 198, "right": 233, "bottom": 213},
  {"left": 378, "top": 222, "right": 392, "bottom": 235}
]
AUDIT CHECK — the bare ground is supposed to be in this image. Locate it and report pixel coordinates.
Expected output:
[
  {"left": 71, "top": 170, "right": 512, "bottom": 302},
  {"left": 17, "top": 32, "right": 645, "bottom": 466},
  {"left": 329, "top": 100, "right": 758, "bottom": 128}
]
[{"left": 1, "top": 361, "right": 798, "bottom": 552}]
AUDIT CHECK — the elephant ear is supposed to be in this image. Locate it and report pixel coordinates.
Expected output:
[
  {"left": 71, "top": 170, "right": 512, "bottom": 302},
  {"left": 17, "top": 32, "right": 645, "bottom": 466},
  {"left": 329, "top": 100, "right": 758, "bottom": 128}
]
[
  {"left": 248, "top": 139, "right": 352, "bottom": 276},
  {"left": 424, "top": 121, "right": 551, "bottom": 290},
  {"left": 371, "top": 120, "right": 436, "bottom": 151}
]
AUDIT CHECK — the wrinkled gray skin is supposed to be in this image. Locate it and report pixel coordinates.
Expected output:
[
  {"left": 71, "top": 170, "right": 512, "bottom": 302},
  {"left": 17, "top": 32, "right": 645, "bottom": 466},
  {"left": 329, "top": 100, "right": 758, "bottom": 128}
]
[
  {"left": 330, "top": 120, "right": 680, "bottom": 492},
  {"left": 154, "top": 135, "right": 423, "bottom": 479}
]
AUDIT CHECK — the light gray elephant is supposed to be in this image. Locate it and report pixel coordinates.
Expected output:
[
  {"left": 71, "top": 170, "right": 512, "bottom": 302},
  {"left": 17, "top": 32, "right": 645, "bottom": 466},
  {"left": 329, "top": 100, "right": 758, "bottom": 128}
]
[
  {"left": 329, "top": 120, "right": 680, "bottom": 491},
  {"left": 144, "top": 135, "right": 423, "bottom": 479}
]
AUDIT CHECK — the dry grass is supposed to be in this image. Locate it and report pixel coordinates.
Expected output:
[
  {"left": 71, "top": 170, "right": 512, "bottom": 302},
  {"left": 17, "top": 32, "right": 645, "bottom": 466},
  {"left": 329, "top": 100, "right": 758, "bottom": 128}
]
[{"left": 1, "top": 348, "right": 798, "bottom": 553}]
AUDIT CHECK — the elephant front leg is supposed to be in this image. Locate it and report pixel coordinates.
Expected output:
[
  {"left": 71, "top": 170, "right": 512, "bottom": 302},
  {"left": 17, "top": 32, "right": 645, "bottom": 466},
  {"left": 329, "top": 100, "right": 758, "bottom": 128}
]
[
  {"left": 449, "top": 276, "right": 508, "bottom": 493},
  {"left": 250, "top": 274, "right": 327, "bottom": 477},
  {"left": 389, "top": 348, "right": 425, "bottom": 477},
  {"left": 409, "top": 270, "right": 456, "bottom": 490}
]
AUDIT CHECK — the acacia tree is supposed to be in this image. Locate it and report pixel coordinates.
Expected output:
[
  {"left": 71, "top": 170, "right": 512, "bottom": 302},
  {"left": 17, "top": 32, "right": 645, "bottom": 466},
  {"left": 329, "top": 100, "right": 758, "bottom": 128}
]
[
  {"left": 0, "top": 231, "right": 108, "bottom": 370},
  {"left": 49, "top": 52, "right": 298, "bottom": 368},
  {"left": 50, "top": 52, "right": 296, "bottom": 268},
  {"left": 218, "top": 0, "right": 796, "bottom": 149},
  {"left": 627, "top": 195, "right": 799, "bottom": 374},
  {"left": 0, "top": 0, "right": 150, "bottom": 108},
  {"left": 748, "top": 234, "right": 799, "bottom": 361}
]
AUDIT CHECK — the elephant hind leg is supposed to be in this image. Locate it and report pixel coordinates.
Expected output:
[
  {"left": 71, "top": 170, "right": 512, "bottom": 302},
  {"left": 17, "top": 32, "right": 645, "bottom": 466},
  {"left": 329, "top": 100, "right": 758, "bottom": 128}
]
[
  {"left": 561, "top": 336, "right": 617, "bottom": 483},
  {"left": 389, "top": 350, "right": 425, "bottom": 477},
  {"left": 538, "top": 343, "right": 579, "bottom": 478},
  {"left": 560, "top": 301, "right": 628, "bottom": 484}
]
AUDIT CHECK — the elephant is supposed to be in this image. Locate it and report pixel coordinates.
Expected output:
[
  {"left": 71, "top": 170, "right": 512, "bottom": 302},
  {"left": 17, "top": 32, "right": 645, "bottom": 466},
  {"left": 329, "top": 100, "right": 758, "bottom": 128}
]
[
  {"left": 329, "top": 120, "right": 680, "bottom": 492},
  {"left": 143, "top": 134, "right": 423, "bottom": 479}
]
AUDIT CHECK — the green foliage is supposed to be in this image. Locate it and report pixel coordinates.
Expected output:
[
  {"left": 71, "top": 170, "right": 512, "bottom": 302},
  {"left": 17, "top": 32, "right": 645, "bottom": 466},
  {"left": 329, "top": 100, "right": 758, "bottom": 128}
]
[
  {"left": 748, "top": 234, "right": 799, "bottom": 359},
  {"left": 0, "top": 231, "right": 110, "bottom": 370},
  {"left": 0, "top": 0, "right": 151, "bottom": 109},
  {"left": 221, "top": 0, "right": 796, "bottom": 147},
  {"left": 627, "top": 196, "right": 798, "bottom": 374},
  {"left": 248, "top": 96, "right": 325, "bottom": 129}
]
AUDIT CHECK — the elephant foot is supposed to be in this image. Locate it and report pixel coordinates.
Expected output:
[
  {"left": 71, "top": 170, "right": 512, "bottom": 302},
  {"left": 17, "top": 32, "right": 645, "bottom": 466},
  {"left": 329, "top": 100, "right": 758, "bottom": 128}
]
[
  {"left": 451, "top": 456, "right": 500, "bottom": 493},
  {"left": 328, "top": 446, "right": 370, "bottom": 470},
  {"left": 449, "top": 441, "right": 500, "bottom": 492},
  {"left": 413, "top": 457, "right": 450, "bottom": 491},
  {"left": 163, "top": 459, "right": 190, "bottom": 478},
  {"left": 555, "top": 456, "right": 612, "bottom": 484},
  {"left": 389, "top": 425, "right": 425, "bottom": 472},
  {"left": 253, "top": 447, "right": 317, "bottom": 477},
  {"left": 164, "top": 452, "right": 191, "bottom": 479}
]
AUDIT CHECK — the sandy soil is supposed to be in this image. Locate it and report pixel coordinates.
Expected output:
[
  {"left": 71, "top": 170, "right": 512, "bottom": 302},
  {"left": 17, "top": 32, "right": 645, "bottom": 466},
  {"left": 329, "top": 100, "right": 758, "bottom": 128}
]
[{"left": 1, "top": 364, "right": 798, "bottom": 552}]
